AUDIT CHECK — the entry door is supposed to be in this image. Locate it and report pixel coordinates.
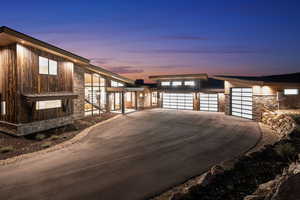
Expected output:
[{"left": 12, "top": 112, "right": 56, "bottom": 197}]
[
  {"left": 163, "top": 93, "right": 193, "bottom": 110},
  {"left": 199, "top": 93, "right": 218, "bottom": 112},
  {"left": 231, "top": 88, "right": 253, "bottom": 119}
]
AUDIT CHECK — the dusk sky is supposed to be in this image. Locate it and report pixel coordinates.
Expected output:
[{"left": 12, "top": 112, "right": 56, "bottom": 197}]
[{"left": 1, "top": 0, "right": 300, "bottom": 82}]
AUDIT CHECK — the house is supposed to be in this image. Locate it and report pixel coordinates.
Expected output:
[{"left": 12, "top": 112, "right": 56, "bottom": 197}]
[
  {"left": 0, "top": 26, "right": 155, "bottom": 136},
  {"left": 1, "top": 26, "right": 299, "bottom": 136},
  {"left": 148, "top": 74, "right": 225, "bottom": 112},
  {"left": 214, "top": 73, "right": 300, "bottom": 121}
]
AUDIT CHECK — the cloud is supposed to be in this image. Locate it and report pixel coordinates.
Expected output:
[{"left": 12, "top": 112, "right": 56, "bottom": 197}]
[
  {"left": 158, "top": 35, "right": 209, "bottom": 41},
  {"left": 128, "top": 47, "right": 270, "bottom": 54},
  {"left": 106, "top": 66, "right": 144, "bottom": 74}
]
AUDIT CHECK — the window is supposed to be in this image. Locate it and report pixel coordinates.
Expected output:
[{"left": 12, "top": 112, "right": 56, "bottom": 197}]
[
  {"left": 161, "top": 81, "right": 170, "bottom": 86},
  {"left": 39, "top": 56, "right": 58, "bottom": 75},
  {"left": 36, "top": 100, "right": 62, "bottom": 110},
  {"left": 284, "top": 89, "right": 299, "bottom": 95},
  {"left": 111, "top": 80, "right": 124, "bottom": 87},
  {"left": 184, "top": 81, "right": 195, "bottom": 86},
  {"left": 1, "top": 101, "right": 6, "bottom": 115},
  {"left": 39, "top": 56, "right": 49, "bottom": 74},
  {"left": 172, "top": 81, "right": 182, "bottom": 86}
]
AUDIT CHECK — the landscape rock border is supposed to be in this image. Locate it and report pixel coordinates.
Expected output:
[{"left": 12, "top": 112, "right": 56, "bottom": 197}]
[{"left": 0, "top": 115, "right": 121, "bottom": 166}]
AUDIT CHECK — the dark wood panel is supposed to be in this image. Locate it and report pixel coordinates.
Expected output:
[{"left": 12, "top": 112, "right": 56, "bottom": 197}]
[{"left": 0, "top": 44, "right": 18, "bottom": 123}]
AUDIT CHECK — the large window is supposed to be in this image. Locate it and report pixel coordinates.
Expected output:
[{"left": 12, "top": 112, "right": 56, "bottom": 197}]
[
  {"left": 284, "top": 89, "right": 299, "bottom": 95},
  {"left": 85, "top": 73, "right": 107, "bottom": 116},
  {"left": 111, "top": 80, "right": 124, "bottom": 87},
  {"left": 39, "top": 56, "right": 58, "bottom": 75},
  {"left": 152, "top": 92, "right": 158, "bottom": 106},
  {"left": 36, "top": 100, "right": 62, "bottom": 110}
]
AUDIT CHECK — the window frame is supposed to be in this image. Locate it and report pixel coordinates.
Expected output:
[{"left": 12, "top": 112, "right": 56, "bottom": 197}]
[
  {"left": 172, "top": 81, "right": 182, "bottom": 87},
  {"left": 184, "top": 80, "right": 195, "bottom": 86},
  {"left": 38, "top": 56, "right": 58, "bottom": 76},
  {"left": 161, "top": 81, "right": 170, "bottom": 86},
  {"left": 284, "top": 89, "right": 299, "bottom": 95},
  {"left": 36, "top": 100, "right": 62, "bottom": 110}
]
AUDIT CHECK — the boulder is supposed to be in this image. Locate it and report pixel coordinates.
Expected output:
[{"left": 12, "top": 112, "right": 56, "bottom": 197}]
[{"left": 243, "top": 195, "right": 265, "bottom": 200}]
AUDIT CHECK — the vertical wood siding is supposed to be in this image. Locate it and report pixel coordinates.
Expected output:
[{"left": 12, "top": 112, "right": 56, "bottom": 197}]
[
  {"left": 0, "top": 44, "right": 18, "bottom": 123},
  {"left": 16, "top": 44, "right": 74, "bottom": 123}
]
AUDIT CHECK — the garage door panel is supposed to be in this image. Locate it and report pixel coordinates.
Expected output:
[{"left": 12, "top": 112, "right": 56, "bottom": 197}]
[
  {"left": 163, "top": 93, "right": 194, "bottom": 110},
  {"left": 231, "top": 88, "right": 253, "bottom": 119},
  {"left": 200, "top": 93, "right": 219, "bottom": 112}
]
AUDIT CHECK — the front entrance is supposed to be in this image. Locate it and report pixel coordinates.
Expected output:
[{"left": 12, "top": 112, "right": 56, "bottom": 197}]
[
  {"left": 231, "top": 88, "right": 253, "bottom": 119},
  {"left": 162, "top": 93, "right": 193, "bottom": 110}
]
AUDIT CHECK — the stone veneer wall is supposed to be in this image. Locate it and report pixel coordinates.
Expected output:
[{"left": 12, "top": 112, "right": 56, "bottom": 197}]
[
  {"left": 224, "top": 94, "right": 231, "bottom": 115},
  {"left": 252, "top": 95, "right": 278, "bottom": 121},
  {"left": 73, "top": 65, "right": 85, "bottom": 120},
  {"left": 218, "top": 93, "right": 225, "bottom": 112}
]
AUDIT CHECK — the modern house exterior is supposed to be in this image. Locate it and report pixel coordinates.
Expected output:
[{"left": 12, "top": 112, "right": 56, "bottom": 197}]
[
  {"left": 214, "top": 73, "right": 300, "bottom": 121},
  {"left": 0, "top": 26, "right": 299, "bottom": 136},
  {"left": 0, "top": 26, "right": 154, "bottom": 136}
]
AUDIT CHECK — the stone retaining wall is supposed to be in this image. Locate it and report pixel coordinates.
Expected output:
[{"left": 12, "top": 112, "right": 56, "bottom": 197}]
[{"left": 261, "top": 110, "right": 296, "bottom": 138}]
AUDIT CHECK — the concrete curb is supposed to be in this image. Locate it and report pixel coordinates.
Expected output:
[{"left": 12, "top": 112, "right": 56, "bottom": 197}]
[{"left": 0, "top": 114, "right": 122, "bottom": 166}]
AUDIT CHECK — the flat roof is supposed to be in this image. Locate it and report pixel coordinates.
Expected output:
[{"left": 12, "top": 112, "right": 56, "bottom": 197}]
[
  {"left": 214, "top": 72, "right": 300, "bottom": 85},
  {"left": 149, "top": 74, "right": 208, "bottom": 81},
  {"left": 0, "top": 26, "right": 90, "bottom": 64}
]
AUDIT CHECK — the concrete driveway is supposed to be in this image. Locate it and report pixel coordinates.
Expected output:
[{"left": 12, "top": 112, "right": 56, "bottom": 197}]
[{"left": 0, "top": 109, "right": 260, "bottom": 200}]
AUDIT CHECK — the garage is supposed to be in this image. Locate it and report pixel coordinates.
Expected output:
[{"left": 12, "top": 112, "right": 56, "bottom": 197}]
[
  {"left": 231, "top": 88, "right": 253, "bottom": 119},
  {"left": 163, "top": 93, "right": 193, "bottom": 110},
  {"left": 199, "top": 93, "right": 218, "bottom": 112}
]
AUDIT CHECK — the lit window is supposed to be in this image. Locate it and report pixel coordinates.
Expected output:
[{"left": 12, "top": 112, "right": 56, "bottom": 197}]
[
  {"left": 172, "top": 81, "right": 182, "bottom": 86},
  {"left": 111, "top": 80, "right": 124, "bottom": 87},
  {"left": 49, "top": 60, "right": 58, "bottom": 75},
  {"left": 39, "top": 56, "right": 49, "bottom": 74},
  {"left": 284, "top": 89, "right": 299, "bottom": 95},
  {"left": 161, "top": 81, "right": 170, "bottom": 86},
  {"left": 126, "top": 93, "right": 132, "bottom": 101},
  {"left": 36, "top": 100, "right": 62, "bottom": 110},
  {"left": 1, "top": 101, "right": 6, "bottom": 115},
  {"left": 39, "top": 56, "right": 58, "bottom": 75},
  {"left": 184, "top": 81, "right": 195, "bottom": 86}
]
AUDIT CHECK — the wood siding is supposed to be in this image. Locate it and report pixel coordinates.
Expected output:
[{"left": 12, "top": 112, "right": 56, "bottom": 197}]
[
  {"left": 0, "top": 44, "right": 18, "bottom": 123},
  {"left": 16, "top": 44, "right": 74, "bottom": 123}
]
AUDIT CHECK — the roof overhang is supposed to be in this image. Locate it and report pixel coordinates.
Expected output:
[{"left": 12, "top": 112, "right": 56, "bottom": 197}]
[
  {"left": 149, "top": 74, "right": 208, "bottom": 81},
  {"left": 0, "top": 26, "right": 90, "bottom": 65},
  {"left": 86, "top": 64, "right": 135, "bottom": 85},
  {"left": 22, "top": 92, "right": 78, "bottom": 101},
  {"left": 213, "top": 75, "right": 300, "bottom": 87}
]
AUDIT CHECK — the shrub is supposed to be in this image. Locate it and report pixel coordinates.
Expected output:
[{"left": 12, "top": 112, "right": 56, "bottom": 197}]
[
  {"left": 50, "top": 135, "right": 60, "bottom": 141},
  {"left": 0, "top": 146, "right": 14, "bottom": 153},
  {"left": 35, "top": 133, "right": 46, "bottom": 141},
  {"left": 41, "top": 142, "right": 52, "bottom": 149},
  {"left": 275, "top": 143, "right": 296, "bottom": 160}
]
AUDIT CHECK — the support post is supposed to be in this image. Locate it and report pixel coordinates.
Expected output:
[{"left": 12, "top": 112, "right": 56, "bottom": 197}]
[{"left": 121, "top": 92, "right": 125, "bottom": 114}]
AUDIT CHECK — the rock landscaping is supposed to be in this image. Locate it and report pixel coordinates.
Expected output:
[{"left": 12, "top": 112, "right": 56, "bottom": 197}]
[
  {"left": 0, "top": 113, "right": 117, "bottom": 160},
  {"left": 261, "top": 110, "right": 296, "bottom": 138}
]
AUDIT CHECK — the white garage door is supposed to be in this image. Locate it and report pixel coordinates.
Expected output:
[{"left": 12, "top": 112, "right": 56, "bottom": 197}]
[
  {"left": 199, "top": 93, "right": 218, "bottom": 112},
  {"left": 163, "top": 93, "right": 193, "bottom": 110},
  {"left": 231, "top": 88, "right": 253, "bottom": 119}
]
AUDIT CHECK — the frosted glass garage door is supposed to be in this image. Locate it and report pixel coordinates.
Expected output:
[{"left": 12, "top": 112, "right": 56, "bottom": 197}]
[
  {"left": 231, "top": 88, "right": 253, "bottom": 119},
  {"left": 163, "top": 93, "right": 193, "bottom": 110},
  {"left": 199, "top": 93, "right": 218, "bottom": 112}
]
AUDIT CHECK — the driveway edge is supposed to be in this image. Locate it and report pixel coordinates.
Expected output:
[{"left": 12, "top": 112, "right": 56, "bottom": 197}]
[
  {"left": 151, "top": 122, "right": 264, "bottom": 200},
  {"left": 0, "top": 115, "right": 122, "bottom": 166}
]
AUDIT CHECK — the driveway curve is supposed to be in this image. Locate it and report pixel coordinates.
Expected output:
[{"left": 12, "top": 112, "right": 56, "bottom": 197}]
[{"left": 0, "top": 109, "right": 260, "bottom": 200}]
